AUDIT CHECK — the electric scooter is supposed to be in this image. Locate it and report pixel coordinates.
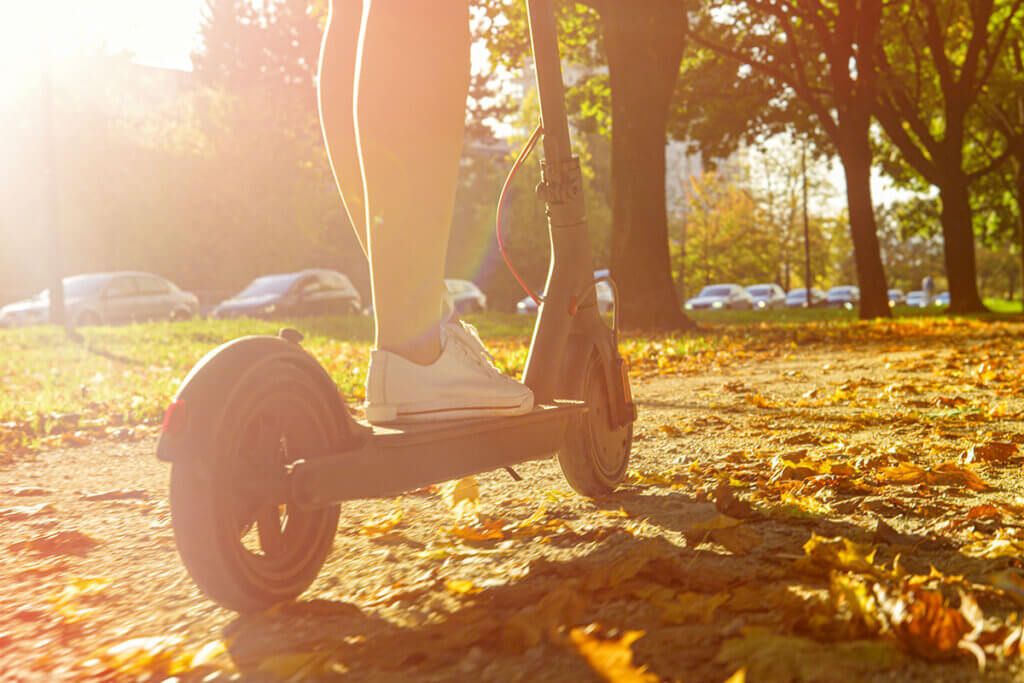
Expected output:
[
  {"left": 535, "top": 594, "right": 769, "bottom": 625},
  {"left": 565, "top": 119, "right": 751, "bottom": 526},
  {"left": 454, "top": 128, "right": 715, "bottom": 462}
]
[{"left": 156, "top": 0, "right": 636, "bottom": 614}]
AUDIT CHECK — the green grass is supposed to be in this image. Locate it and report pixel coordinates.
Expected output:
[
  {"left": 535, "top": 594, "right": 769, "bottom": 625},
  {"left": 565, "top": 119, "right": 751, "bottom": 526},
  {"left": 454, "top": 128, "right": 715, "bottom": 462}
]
[
  {"left": 0, "top": 314, "right": 537, "bottom": 429},
  {"left": 0, "top": 306, "right": 1019, "bottom": 446},
  {"left": 983, "top": 298, "right": 1023, "bottom": 314}
]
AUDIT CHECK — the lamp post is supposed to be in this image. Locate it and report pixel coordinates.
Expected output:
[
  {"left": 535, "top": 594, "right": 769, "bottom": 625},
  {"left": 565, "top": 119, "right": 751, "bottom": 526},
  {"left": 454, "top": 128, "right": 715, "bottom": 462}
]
[
  {"left": 41, "top": 45, "right": 67, "bottom": 330},
  {"left": 802, "top": 139, "right": 811, "bottom": 308}
]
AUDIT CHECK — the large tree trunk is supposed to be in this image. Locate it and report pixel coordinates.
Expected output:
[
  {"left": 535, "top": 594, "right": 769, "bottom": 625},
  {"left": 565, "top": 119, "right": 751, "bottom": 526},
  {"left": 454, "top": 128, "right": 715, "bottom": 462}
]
[
  {"left": 937, "top": 169, "right": 986, "bottom": 313},
  {"left": 1016, "top": 157, "right": 1024, "bottom": 312},
  {"left": 835, "top": 110, "right": 890, "bottom": 319},
  {"left": 601, "top": 0, "right": 692, "bottom": 330}
]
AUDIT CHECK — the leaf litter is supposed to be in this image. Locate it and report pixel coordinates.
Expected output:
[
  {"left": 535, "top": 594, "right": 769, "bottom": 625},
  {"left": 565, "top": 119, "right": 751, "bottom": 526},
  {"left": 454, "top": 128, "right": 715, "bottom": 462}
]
[{"left": 7, "top": 318, "right": 1024, "bottom": 679}]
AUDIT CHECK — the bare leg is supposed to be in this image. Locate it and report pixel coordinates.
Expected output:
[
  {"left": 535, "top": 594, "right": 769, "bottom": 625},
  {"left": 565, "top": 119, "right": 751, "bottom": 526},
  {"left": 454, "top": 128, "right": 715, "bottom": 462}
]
[
  {"left": 318, "top": 0, "right": 367, "bottom": 252},
  {"left": 356, "top": 0, "right": 470, "bottom": 365}
]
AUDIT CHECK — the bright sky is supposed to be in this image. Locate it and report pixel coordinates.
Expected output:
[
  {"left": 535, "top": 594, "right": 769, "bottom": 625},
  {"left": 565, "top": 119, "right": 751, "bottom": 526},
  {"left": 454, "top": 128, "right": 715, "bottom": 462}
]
[{"left": 0, "top": 0, "right": 205, "bottom": 72}]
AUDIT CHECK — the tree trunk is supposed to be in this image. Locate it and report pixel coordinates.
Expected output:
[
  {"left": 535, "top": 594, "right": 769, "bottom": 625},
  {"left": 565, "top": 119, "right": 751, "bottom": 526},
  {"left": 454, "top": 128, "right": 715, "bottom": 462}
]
[
  {"left": 601, "top": 0, "right": 692, "bottom": 330},
  {"left": 835, "top": 111, "right": 890, "bottom": 319},
  {"left": 1015, "top": 156, "right": 1024, "bottom": 312},
  {"left": 936, "top": 170, "right": 986, "bottom": 313}
]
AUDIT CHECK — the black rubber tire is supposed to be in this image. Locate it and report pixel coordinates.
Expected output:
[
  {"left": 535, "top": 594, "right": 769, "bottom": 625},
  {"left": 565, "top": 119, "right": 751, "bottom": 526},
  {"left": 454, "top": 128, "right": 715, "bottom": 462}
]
[
  {"left": 557, "top": 352, "right": 633, "bottom": 497},
  {"left": 170, "top": 360, "right": 341, "bottom": 613}
]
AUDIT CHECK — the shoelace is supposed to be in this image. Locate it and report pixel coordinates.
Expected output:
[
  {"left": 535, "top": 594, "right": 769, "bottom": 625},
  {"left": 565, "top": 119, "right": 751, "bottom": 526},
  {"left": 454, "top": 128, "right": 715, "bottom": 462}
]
[{"left": 444, "top": 323, "right": 503, "bottom": 378}]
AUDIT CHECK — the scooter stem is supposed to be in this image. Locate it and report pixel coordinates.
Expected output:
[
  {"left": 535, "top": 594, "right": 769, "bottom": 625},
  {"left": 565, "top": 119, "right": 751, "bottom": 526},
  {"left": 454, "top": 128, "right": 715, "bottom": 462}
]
[{"left": 522, "top": 0, "right": 600, "bottom": 403}]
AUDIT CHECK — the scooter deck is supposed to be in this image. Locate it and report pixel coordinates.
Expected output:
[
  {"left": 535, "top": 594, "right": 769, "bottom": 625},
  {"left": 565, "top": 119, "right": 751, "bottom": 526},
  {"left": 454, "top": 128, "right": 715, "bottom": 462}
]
[{"left": 291, "top": 402, "right": 584, "bottom": 506}]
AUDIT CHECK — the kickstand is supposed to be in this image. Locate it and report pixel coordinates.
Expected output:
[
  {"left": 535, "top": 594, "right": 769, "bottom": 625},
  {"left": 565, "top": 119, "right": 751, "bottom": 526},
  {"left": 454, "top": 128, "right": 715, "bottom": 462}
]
[{"left": 504, "top": 466, "right": 523, "bottom": 482}]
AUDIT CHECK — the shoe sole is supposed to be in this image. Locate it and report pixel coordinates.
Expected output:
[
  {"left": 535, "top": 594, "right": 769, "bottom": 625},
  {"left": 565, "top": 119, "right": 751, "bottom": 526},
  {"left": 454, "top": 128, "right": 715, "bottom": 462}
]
[{"left": 365, "top": 393, "right": 534, "bottom": 425}]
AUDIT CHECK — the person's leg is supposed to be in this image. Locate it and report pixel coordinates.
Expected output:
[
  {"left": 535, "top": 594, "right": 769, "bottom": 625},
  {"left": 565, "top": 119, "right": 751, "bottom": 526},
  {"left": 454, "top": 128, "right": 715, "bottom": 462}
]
[
  {"left": 355, "top": 0, "right": 469, "bottom": 365},
  {"left": 318, "top": 0, "right": 367, "bottom": 252}
]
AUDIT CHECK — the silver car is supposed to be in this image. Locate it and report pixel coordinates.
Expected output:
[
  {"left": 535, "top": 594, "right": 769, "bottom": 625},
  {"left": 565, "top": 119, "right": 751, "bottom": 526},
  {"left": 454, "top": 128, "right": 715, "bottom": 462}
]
[
  {"left": 684, "top": 284, "right": 754, "bottom": 311},
  {"left": 0, "top": 272, "right": 198, "bottom": 328},
  {"left": 745, "top": 283, "right": 786, "bottom": 310}
]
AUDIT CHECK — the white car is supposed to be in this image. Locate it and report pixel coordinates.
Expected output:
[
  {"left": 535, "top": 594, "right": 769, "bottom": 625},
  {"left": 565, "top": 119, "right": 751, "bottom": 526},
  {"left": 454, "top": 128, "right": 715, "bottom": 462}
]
[
  {"left": 888, "top": 289, "right": 905, "bottom": 306},
  {"left": 905, "top": 290, "right": 930, "bottom": 307},
  {"left": 934, "top": 291, "right": 950, "bottom": 307},
  {"left": 684, "top": 284, "right": 754, "bottom": 311}
]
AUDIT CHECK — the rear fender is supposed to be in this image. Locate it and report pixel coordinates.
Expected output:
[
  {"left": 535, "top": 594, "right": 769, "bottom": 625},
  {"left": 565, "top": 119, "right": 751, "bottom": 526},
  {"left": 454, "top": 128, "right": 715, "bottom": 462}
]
[{"left": 156, "top": 335, "right": 366, "bottom": 465}]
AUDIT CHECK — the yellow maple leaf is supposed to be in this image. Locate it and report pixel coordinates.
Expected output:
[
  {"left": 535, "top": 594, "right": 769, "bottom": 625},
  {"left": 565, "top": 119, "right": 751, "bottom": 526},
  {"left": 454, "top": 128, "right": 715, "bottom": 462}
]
[{"left": 568, "top": 626, "right": 659, "bottom": 683}]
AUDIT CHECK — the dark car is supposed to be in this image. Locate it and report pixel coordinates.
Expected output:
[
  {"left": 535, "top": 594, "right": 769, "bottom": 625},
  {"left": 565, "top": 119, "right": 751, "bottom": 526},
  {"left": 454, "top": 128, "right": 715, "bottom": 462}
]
[
  {"left": 212, "top": 269, "right": 361, "bottom": 319},
  {"left": 0, "top": 271, "right": 198, "bottom": 328},
  {"left": 785, "top": 287, "right": 827, "bottom": 308},
  {"left": 444, "top": 278, "right": 487, "bottom": 314},
  {"left": 684, "top": 284, "right": 753, "bottom": 311},
  {"left": 745, "top": 283, "right": 786, "bottom": 310},
  {"left": 826, "top": 285, "right": 860, "bottom": 309}
]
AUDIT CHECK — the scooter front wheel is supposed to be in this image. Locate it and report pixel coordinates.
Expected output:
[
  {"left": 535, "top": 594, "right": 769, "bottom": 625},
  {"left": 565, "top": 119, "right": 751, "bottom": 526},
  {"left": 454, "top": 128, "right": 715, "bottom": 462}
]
[
  {"left": 557, "top": 351, "right": 633, "bottom": 496},
  {"left": 170, "top": 360, "right": 341, "bottom": 613}
]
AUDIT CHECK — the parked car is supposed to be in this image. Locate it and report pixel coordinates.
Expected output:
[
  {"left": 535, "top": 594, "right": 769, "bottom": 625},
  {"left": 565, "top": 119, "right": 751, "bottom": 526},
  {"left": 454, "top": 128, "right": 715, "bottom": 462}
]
[
  {"left": 211, "top": 269, "right": 361, "bottom": 319},
  {"left": 0, "top": 271, "right": 198, "bottom": 329},
  {"left": 444, "top": 278, "right": 487, "bottom": 314},
  {"left": 745, "top": 283, "right": 786, "bottom": 310},
  {"left": 784, "top": 287, "right": 827, "bottom": 308},
  {"left": 887, "top": 289, "right": 905, "bottom": 307},
  {"left": 684, "top": 284, "right": 754, "bottom": 311},
  {"left": 905, "top": 290, "right": 930, "bottom": 307},
  {"left": 826, "top": 285, "right": 860, "bottom": 309},
  {"left": 516, "top": 270, "right": 614, "bottom": 315},
  {"left": 934, "top": 291, "right": 950, "bottom": 307}
]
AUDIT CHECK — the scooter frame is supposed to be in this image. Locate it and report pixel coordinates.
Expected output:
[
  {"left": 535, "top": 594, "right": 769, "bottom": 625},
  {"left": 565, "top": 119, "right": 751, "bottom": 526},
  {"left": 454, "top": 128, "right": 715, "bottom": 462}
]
[{"left": 157, "top": 0, "right": 635, "bottom": 613}]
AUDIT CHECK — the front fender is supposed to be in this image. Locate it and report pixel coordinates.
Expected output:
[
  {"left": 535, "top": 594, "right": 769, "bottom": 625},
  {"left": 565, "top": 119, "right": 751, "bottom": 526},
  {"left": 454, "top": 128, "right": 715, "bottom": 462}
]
[{"left": 156, "top": 334, "right": 364, "bottom": 464}]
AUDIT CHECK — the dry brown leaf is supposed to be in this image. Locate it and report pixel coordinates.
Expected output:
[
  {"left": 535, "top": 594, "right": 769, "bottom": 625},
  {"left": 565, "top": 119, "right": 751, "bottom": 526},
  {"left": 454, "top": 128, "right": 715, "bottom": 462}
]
[
  {"left": 442, "top": 476, "right": 480, "bottom": 518},
  {"left": 9, "top": 529, "right": 100, "bottom": 556},
  {"left": 962, "top": 442, "right": 1018, "bottom": 465},
  {"left": 567, "top": 625, "right": 659, "bottom": 683},
  {"left": 799, "top": 534, "right": 878, "bottom": 575},
  {"left": 876, "top": 585, "right": 972, "bottom": 661},
  {"left": 358, "top": 508, "right": 404, "bottom": 536}
]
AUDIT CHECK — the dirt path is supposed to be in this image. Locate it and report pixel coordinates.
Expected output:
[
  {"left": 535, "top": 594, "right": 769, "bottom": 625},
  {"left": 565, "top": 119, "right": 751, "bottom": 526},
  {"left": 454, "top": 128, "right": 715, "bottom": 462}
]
[{"left": 5, "top": 325, "right": 1024, "bottom": 681}]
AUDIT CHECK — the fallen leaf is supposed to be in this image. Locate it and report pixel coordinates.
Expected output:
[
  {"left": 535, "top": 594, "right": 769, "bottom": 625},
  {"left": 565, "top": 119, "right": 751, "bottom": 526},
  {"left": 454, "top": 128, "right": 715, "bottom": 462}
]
[
  {"left": 875, "top": 585, "right": 972, "bottom": 661},
  {"left": 799, "top": 534, "right": 878, "bottom": 576},
  {"left": 442, "top": 477, "right": 480, "bottom": 519},
  {"left": 257, "top": 651, "right": 331, "bottom": 680},
  {"left": 445, "top": 579, "right": 481, "bottom": 595},
  {"left": 716, "top": 628, "right": 901, "bottom": 682},
  {"left": 566, "top": 625, "right": 658, "bottom": 683},
  {"left": 358, "top": 508, "right": 404, "bottom": 536},
  {"left": 0, "top": 503, "right": 56, "bottom": 520},
  {"left": 80, "top": 489, "right": 150, "bottom": 502},
  {"left": 962, "top": 442, "right": 1017, "bottom": 465},
  {"left": 9, "top": 529, "right": 100, "bottom": 556}
]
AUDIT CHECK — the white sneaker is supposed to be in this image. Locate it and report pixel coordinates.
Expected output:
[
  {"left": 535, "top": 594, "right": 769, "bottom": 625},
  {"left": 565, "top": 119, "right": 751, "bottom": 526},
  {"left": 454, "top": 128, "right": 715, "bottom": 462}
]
[{"left": 364, "top": 323, "right": 534, "bottom": 424}]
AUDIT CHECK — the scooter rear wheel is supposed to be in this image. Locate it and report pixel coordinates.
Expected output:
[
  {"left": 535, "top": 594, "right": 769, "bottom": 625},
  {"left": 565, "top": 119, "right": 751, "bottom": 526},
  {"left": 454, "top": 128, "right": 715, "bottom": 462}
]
[
  {"left": 170, "top": 360, "right": 341, "bottom": 613},
  {"left": 557, "top": 352, "right": 633, "bottom": 496}
]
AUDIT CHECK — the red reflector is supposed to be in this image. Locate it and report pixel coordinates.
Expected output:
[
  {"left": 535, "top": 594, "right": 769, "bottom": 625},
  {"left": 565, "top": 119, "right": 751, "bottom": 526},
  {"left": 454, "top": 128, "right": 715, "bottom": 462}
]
[{"left": 162, "top": 400, "right": 187, "bottom": 434}]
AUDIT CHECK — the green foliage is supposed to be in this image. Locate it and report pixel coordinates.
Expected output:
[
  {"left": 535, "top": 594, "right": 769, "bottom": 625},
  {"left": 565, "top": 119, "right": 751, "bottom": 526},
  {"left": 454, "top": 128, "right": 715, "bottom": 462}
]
[
  {"left": 875, "top": 201, "right": 946, "bottom": 293},
  {"left": 677, "top": 171, "right": 771, "bottom": 294}
]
